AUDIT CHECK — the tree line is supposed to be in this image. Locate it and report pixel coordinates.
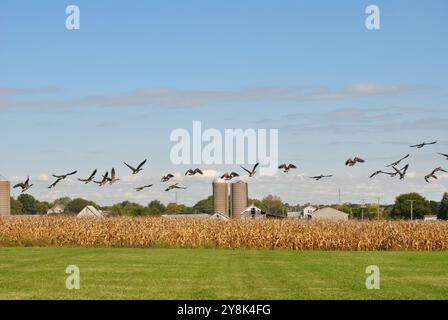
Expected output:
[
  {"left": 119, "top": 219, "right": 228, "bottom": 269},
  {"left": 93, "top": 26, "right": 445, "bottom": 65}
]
[{"left": 10, "top": 192, "right": 448, "bottom": 220}]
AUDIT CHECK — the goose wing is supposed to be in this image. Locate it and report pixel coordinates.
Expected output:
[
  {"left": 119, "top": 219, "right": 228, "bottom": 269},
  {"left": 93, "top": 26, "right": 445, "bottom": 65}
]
[{"left": 136, "top": 159, "right": 147, "bottom": 170}]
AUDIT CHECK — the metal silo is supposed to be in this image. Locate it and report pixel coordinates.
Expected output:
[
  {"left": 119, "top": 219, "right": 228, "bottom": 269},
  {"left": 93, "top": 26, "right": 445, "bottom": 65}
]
[
  {"left": 213, "top": 178, "right": 230, "bottom": 217},
  {"left": 231, "top": 181, "right": 248, "bottom": 219},
  {"left": 0, "top": 175, "right": 11, "bottom": 216}
]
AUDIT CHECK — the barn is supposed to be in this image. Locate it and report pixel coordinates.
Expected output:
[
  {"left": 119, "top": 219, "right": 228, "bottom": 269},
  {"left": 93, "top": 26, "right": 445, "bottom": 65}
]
[{"left": 308, "top": 207, "right": 349, "bottom": 220}]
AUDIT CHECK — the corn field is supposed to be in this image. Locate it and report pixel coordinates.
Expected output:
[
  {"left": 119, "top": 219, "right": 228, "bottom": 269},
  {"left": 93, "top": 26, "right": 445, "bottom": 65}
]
[{"left": 1, "top": 216, "right": 447, "bottom": 250}]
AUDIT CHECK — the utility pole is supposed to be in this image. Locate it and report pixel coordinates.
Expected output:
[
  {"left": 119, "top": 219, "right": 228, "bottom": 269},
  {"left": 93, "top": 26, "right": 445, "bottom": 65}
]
[
  {"left": 338, "top": 189, "right": 342, "bottom": 205},
  {"left": 175, "top": 191, "right": 178, "bottom": 205},
  {"left": 407, "top": 199, "right": 416, "bottom": 220},
  {"left": 361, "top": 199, "right": 366, "bottom": 220}
]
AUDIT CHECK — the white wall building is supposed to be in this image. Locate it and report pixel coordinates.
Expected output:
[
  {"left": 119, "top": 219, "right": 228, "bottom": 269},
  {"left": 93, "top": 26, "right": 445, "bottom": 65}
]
[{"left": 240, "top": 204, "right": 266, "bottom": 220}]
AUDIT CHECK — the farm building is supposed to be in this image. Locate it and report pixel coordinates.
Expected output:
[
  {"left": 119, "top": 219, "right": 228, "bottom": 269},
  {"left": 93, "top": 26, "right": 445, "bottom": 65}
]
[
  {"left": 0, "top": 175, "right": 11, "bottom": 216},
  {"left": 77, "top": 206, "right": 104, "bottom": 218},
  {"left": 210, "top": 212, "right": 230, "bottom": 220},
  {"left": 307, "top": 207, "right": 348, "bottom": 220},
  {"left": 47, "top": 204, "right": 65, "bottom": 215},
  {"left": 302, "top": 205, "right": 317, "bottom": 216},
  {"left": 240, "top": 204, "right": 265, "bottom": 220},
  {"left": 424, "top": 215, "right": 438, "bottom": 221},
  {"left": 286, "top": 211, "right": 301, "bottom": 219}
]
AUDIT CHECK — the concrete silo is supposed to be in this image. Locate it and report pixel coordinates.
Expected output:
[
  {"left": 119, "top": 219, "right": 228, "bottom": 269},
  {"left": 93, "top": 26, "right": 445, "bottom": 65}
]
[
  {"left": 0, "top": 175, "right": 11, "bottom": 216},
  {"left": 230, "top": 181, "right": 248, "bottom": 219},
  {"left": 213, "top": 178, "right": 230, "bottom": 217}
]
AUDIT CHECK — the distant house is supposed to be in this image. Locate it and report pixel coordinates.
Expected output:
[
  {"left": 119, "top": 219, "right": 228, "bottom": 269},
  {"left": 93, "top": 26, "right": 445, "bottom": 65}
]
[
  {"left": 77, "top": 206, "right": 104, "bottom": 218},
  {"left": 302, "top": 205, "right": 317, "bottom": 216},
  {"left": 47, "top": 204, "right": 65, "bottom": 215},
  {"left": 424, "top": 215, "right": 438, "bottom": 221},
  {"left": 286, "top": 211, "right": 302, "bottom": 219},
  {"left": 210, "top": 212, "right": 230, "bottom": 220},
  {"left": 308, "top": 207, "right": 349, "bottom": 220},
  {"left": 240, "top": 204, "right": 266, "bottom": 220}
]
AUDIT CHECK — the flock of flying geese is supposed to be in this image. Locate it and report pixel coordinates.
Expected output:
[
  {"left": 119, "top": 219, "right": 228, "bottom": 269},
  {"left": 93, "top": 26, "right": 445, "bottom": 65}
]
[{"left": 12, "top": 141, "right": 448, "bottom": 195}]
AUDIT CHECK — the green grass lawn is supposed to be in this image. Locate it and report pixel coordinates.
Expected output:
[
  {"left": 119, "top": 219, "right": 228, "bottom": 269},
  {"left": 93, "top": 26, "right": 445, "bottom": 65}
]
[{"left": 0, "top": 247, "right": 447, "bottom": 300}]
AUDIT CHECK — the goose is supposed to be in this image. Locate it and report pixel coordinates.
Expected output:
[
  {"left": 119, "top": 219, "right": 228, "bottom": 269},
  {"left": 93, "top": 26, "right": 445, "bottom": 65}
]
[
  {"left": 220, "top": 172, "right": 239, "bottom": 180},
  {"left": 309, "top": 174, "right": 333, "bottom": 181},
  {"left": 78, "top": 169, "right": 97, "bottom": 184},
  {"left": 278, "top": 163, "right": 297, "bottom": 173},
  {"left": 52, "top": 171, "right": 77, "bottom": 180},
  {"left": 345, "top": 157, "right": 365, "bottom": 167},
  {"left": 386, "top": 154, "right": 410, "bottom": 167},
  {"left": 392, "top": 164, "right": 409, "bottom": 180},
  {"left": 124, "top": 159, "right": 147, "bottom": 175},
  {"left": 425, "top": 167, "right": 448, "bottom": 183},
  {"left": 109, "top": 168, "right": 119, "bottom": 185},
  {"left": 161, "top": 174, "right": 175, "bottom": 182},
  {"left": 410, "top": 141, "right": 437, "bottom": 149},
  {"left": 185, "top": 168, "right": 203, "bottom": 176},
  {"left": 93, "top": 171, "right": 110, "bottom": 186},
  {"left": 240, "top": 163, "right": 259, "bottom": 177},
  {"left": 13, "top": 177, "right": 33, "bottom": 193},
  {"left": 135, "top": 184, "right": 153, "bottom": 192},
  {"left": 48, "top": 170, "right": 77, "bottom": 189},
  {"left": 369, "top": 170, "right": 395, "bottom": 178},
  {"left": 165, "top": 183, "right": 187, "bottom": 192}
]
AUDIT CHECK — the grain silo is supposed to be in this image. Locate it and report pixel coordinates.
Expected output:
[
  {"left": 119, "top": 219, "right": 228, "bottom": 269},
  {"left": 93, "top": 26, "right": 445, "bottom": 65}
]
[
  {"left": 0, "top": 175, "right": 11, "bottom": 216},
  {"left": 213, "top": 178, "right": 230, "bottom": 217},
  {"left": 230, "top": 181, "right": 248, "bottom": 219}
]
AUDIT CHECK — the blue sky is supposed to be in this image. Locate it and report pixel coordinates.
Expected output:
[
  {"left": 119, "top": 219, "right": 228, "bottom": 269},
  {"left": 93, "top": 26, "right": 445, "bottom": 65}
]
[{"left": 1, "top": 0, "right": 447, "bottom": 206}]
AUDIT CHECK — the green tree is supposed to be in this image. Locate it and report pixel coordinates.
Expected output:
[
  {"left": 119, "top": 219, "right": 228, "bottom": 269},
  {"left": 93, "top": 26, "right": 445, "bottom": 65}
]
[
  {"left": 110, "top": 202, "right": 148, "bottom": 216},
  {"left": 35, "top": 201, "right": 50, "bottom": 215},
  {"left": 164, "top": 203, "right": 193, "bottom": 215},
  {"left": 261, "top": 195, "right": 284, "bottom": 215},
  {"left": 17, "top": 194, "right": 38, "bottom": 215},
  {"left": 147, "top": 200, "right": 166, "bottom": 213},
  {"left": 66, "top": 198, "right": 98, "bottom": 214},
  {"left": 391, "top": 193, "right": 431, "bottom": 220},
  {"left": 438, "top": 192, "right": 448, "bottom": 220},
  {"left": 10, "top": 197, "right": 23, "bottom": 215},
  {"left": 193, "top": 196, "right": 213, "bottom": 214},
  {"left": 428, "top": 200, "right": 439, "bottom": 216},
  {"left": 53, "top": 197, "right": 72, "bottom": 207}
]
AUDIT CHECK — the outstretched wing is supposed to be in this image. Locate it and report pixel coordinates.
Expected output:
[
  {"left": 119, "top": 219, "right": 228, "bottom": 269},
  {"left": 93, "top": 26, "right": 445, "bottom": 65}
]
[
  {"left": 252, "top": 163, "right": 260, "bottom": 172},
  {"left": 88, "top": 169, "right": 97, "bottom": 180},
  {"left": 401, "top": 164, "right": 409, "bottom": 175},
  {"left": 124, "top": 162, "right": 136, "bottom": 172},
  {"left": 240, "top": 166, "right": 251, "bottom": 174},
  {"left": 278, "top": 164, "right": 286, "bottom": 169},
  {"left": 354, "top": 157, "right": 365, "bottom": 163},
  {"left": 194, "top": 168, "right": 203, "bottom": 174},
  {"left": 136, "top": 159, "right": 147, "bottom": 170},
  {"left": 288, "top": 164, "right": 297, "bottom": 169}
]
